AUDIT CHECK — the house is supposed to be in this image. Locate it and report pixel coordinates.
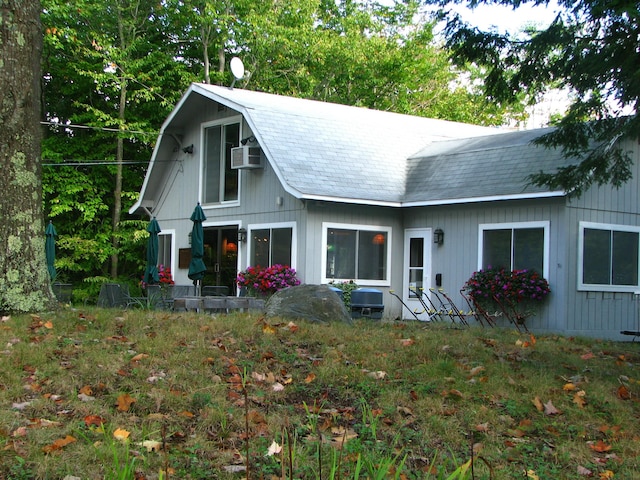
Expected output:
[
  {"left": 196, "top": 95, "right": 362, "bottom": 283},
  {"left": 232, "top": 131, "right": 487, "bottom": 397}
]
[{"left": 129, "top": 83, "right": 640, "bottom": 339}]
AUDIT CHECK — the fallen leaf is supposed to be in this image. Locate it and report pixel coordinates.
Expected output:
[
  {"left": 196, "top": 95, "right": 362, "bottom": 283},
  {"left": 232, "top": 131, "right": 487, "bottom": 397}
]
[
  {"left": 113, "top": 428, "right": 130, "bottom": 441},
  {"left": 526, "top": 469, "right": 540, "bottom": 480},
  {"left": 599, "top": 470, "right": 615, "bottom": 479},
  {"left": 79, "top": 385, "right": 93, "bottom": 396},
  {"left": 116, "top": 393, "right": 136, "bottom": 412},
  {"left": 544, "top": 400, "right": 561, "bottom": 416},
  {"left": 84, "top": 415, "right": 105, "bottom": 427},
  {"left": 130, "top": 353, "right": 149, "bottom": 363},
  {"left": 42, "top": 435, "right": 76, "bottom": 453},
  {"left": 616, "top": 385, "right": 631, "bottom": 400},
  {"left": 399, "top": 338, "right": 415, "bottom": 347},
  {"left": 266, "top": 440, "right": 282, "bottom": 456},
  {"left": 304, "top": 373, "right": 316, "bottom": 384},
  {"left": 577, "top": 465, "right": 593, "bottom": 476},
  {"left": 140, "top": 440, "right": 162, "bottom": 452},
  {"left": 532, "top": 396, "right": 544, "bottom": 412},
  {"left": 475, "top": 423, "right": 489, "bottom": 432},
  {"left": 367, "top": 370, "right": 387, "bottom": 380},
  {"left": 589, "top": 440, "right": 612, "bottom": 453},
  {"left": 272, "top": 382, "right": 285, "bottom": 392},
  {"left": 581, "top": 352, "right": 595, "bottom": 360},
  {"left": 286, "top": 321, "right": 298, "bottom": 333},
  {"left": 469, "top": 366, "right": 485, "bottom": 376},
  {"left": 262, "top": 323, "right": 276, "bottom": 334},
  {"left": 563, "top": 383, "right": 577, "bottom": 391},
  {"left": 77, "top": 393, "right": 95, "bottom": 402},
  {"left": 43, "top": 321, "right": 54, "bottom": 329},
  {"left": 573, "top": 390, "right": 587, "bottom": 408}
]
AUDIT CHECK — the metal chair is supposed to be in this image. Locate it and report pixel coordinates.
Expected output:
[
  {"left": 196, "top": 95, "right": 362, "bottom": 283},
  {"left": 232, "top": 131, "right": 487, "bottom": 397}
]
[{"left": 97, "top": 283, "right": 143, "bottom": 309}]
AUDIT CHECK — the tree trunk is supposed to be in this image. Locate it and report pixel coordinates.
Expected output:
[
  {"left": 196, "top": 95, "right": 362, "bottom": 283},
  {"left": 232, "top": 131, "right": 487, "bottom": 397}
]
[
  {"left": 0, "top": 0, "right": 54, "bottom": 312},
  {"left": 110, "top": 78, "right": 127, "bottom": 279}
]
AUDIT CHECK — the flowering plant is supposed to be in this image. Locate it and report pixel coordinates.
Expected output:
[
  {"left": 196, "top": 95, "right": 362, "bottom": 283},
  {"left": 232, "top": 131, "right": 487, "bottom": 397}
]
[
  {"left": 464, "top": 268, "right": 550, "bottom": 304},
  {"left": 141, "top": 264, "right": 175, "bottom": 289},
  {"left": 236, "top": 264, "right": 300, "bottom": 296}
]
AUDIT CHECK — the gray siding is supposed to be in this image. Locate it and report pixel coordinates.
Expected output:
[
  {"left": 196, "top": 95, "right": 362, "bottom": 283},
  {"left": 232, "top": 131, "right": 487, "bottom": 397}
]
[
  {"left": 403, "top": 199, "right": 567, "bottom": 332},
  {"left": 562, "top": 140, "right": 640, "bottom": 339}
]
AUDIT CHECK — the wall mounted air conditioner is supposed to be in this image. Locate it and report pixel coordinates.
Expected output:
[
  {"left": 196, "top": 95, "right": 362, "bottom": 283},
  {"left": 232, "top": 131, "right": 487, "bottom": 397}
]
[{"left": 231, "top": 146, "right": 263, "bottom": 169}]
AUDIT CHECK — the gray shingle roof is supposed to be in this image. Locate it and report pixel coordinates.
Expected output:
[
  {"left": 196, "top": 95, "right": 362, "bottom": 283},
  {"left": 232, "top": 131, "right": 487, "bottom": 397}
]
[
  {"left": 193, "top": 85, "right": 502, "bottom": 204},
  {"left": 135, "top": 85, "right": 574, "bottom": 213},
  {"left": 404, "top": 129, "right": 576, "bottom": 204}
]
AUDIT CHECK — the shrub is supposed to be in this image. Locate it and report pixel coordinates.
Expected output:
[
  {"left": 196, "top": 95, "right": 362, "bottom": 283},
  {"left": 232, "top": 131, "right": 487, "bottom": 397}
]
[{"left": 236, "top": 264, "right": 300, "bottom": 296}]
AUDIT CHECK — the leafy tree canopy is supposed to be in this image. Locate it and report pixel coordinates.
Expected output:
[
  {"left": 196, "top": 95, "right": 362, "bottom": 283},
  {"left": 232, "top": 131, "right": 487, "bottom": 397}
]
[{"left": 428, "top": 0, "right": 640, "bottom": 196}]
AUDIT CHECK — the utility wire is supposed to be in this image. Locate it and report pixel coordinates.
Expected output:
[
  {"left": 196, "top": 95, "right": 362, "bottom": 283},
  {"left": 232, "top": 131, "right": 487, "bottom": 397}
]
[{"left": 40, "top": 120, "right": 159, "bottom": 136}]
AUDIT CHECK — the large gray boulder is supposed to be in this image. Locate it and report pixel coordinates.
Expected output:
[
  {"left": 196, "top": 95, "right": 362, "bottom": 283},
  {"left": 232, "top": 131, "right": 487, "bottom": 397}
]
[{"left": 264, "top": 284, "right": 351, "bottom": 323}]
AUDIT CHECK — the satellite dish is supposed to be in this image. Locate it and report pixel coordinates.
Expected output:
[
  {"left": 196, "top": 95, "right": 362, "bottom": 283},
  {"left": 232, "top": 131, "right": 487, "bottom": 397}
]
[{"left": 230, "top": 57, "right": 245, "bottom": 87}]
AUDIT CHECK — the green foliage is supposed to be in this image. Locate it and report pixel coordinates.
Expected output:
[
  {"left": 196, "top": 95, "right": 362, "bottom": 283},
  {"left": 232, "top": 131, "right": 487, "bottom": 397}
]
[
  {"left": 328, "top": 280, "right": 359, "bottom": 308},
  {"left": 432, "top": 0, "right": 640, "bottom": 196},
  {"left": 40, "top": 0, "right": 526, "bottom": 288}
]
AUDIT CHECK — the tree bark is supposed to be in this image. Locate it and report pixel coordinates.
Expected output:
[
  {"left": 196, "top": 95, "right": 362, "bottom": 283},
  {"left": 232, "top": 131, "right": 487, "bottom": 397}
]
[{"left": 0, "top": 0, "right": 54, "bottom": 312}]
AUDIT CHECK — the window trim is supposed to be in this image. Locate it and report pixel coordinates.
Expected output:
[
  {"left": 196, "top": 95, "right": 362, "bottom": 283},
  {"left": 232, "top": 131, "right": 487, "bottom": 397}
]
[
  {"left": 200, "top": 116, "right": 243, "bottom": 207},
  {"left": 157, "top": 229, "right": 175, "bottom": 277},
  {"left": 321, "top": 222, "right": 392, "bottom": 287},
  {"left": 247, "top": 221, "right": 297, "bottom": 271},
  {"left": 578, "top": 221, "right": 640, "bottom": 293},
  {"left": 478, "top": 221, "right": 550, "bottom": 279}
]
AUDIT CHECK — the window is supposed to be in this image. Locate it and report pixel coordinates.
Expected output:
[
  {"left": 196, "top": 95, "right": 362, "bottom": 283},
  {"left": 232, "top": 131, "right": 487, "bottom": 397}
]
[
  {"left": 158, "top": 231, "right": 173, "bottom": 272},
  {"left": 578, "top": 222, "right": 640, "bottom": 292},
  {"left": 202, "top": 119, "right": 240, "bottom": 204},
  {"left": 479, "top": 222, "right": 549, "bottom": 278},
  {"left": 322, "top": 223, "right": 391, "bottom": 285},
  {"left": 249, "top": 224, "right": 295, "bottom": 268}
]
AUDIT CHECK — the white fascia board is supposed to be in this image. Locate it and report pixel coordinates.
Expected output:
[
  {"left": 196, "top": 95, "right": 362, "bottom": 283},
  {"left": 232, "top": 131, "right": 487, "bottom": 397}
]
[
  {"left": 128, "top": 86, "right": 200, "bottom": 215},
  {"left": 400, "top": 190, "right": 565, "bottom": 208}
]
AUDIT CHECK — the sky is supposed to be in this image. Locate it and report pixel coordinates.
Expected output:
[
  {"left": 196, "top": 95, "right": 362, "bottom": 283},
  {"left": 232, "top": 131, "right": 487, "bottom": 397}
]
[{"left": 441, "top": 1, "right": 562, "bottom": 34}]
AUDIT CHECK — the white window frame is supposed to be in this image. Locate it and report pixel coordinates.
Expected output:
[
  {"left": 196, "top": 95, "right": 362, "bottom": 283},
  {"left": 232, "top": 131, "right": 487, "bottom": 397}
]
[
  {"left": 247, "top": 221, "right": 297, "bottom": 271},
  {"left": 321, "top": 222, "right": 392, "bottom": 287},
  {"left": 478, "top": 221, "right": 550, "bottom": 279},
  {"left": 157, "top": 229, "right": 175, "bottom": 278},
  {"left": 578, "top": 221, "right": 640, "bottom": 292},
  {"left": 200, "top": 116, "right": 242, "bottom": 207}
]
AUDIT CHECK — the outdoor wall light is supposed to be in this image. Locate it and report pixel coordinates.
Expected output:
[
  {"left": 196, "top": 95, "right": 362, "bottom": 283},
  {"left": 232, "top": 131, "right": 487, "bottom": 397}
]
[
  {"left": 433, "top": 228, "right": 444, "bottom": 245},
  {"left": 182, "top": 144, "right": 194, "bottom": 154},
  {"left": 240, "top": 136, "right": 256, "bottom": 146},
  {"left": 238, "top": 228, "right": 247, "bottom": 243}
]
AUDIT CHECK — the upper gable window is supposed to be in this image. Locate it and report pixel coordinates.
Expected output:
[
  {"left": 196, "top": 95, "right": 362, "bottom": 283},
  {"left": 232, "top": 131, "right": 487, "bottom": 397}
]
[
  {"left": 578, "top": 222, "right": 640, "bottom": 292},
  {"left": 479, "top": 221, "right": 550, "bottom": 278},
  {"left": 203, "top": 120, "right": 240, "bottom": 204}
]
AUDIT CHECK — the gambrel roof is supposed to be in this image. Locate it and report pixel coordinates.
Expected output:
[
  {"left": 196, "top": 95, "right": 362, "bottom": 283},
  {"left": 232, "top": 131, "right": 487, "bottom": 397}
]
[{"left": 132, "top": 84, "right": 574, "bottom": 214}]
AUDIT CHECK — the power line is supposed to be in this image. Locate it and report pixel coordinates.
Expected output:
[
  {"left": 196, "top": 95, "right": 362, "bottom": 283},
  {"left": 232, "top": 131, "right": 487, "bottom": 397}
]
[{"left": 40, "top": 121, "right": 159, "bottom": 136}]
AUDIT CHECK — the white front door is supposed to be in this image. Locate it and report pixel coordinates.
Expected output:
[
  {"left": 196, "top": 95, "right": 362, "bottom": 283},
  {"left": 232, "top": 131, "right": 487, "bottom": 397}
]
[{"left": 402, "top": 228, "right": 432, "bottom": 321}]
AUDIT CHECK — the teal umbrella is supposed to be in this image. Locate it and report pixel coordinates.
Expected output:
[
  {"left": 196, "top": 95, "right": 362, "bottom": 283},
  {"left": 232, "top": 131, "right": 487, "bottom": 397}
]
[
  {"left": 45, "top": 220, "right": 57, "bottom": 281},
  {"left": 143, "top": 217, "right": 161, "bottom": 285},
  {"left": 187, "top": 203, "right": 207, "bottom": 294}
]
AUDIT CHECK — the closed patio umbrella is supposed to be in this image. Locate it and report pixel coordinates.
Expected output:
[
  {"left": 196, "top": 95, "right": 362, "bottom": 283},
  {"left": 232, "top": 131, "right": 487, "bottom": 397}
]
[
  {"left": 143, "top": 217, "right": 161, "bottom": 285},
  {"left": 187, "top": 203, "right": 207, "bottom": 296},
  {"left": 45, "top": 220, "right": 57, "bottom": 282}
]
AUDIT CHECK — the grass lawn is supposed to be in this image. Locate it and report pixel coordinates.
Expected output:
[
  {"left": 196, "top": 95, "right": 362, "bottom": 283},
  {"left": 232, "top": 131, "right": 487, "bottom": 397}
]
[{"left": 0, "top": 307, "right": 639, "bottom": 479}]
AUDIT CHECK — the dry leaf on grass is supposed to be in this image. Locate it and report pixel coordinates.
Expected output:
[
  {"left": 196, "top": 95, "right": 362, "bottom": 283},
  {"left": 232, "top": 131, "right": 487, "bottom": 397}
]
[
  {"left": 42, "top": 435, "right": 76, "bottom": 453},
  {"left": 116, "top": 393, "right": 136, "bottom": 412}
]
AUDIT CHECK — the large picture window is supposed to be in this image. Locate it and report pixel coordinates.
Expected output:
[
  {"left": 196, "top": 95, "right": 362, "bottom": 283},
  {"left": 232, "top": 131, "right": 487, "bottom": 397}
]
[
  {"left": 479, "top": 221, "right": 549, "bottom": 278},
  {"left": 578, "top": 222, "right": 640, "bottom": 292},
  {"left": 322, "top": 223, "right": 391, "bottom": 285},
  {"left": 203, "top": 119, "right": 240, "bottom": 204},
  {"left": 249, "top": 223, "right": 295, "bottom": 268}
]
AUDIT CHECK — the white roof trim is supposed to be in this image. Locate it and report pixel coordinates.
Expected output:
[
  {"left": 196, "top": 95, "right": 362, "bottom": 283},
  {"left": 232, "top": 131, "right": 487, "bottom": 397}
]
[{"left": 401, "top": 190, "right": 566, "bottom": 208}]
